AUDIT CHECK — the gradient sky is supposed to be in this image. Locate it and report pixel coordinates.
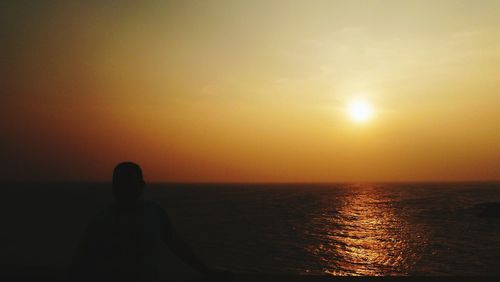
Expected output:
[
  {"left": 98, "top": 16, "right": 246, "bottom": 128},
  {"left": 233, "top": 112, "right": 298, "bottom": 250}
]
[{"left": 1, "top": 0, "right": 499, "bottom": 182}]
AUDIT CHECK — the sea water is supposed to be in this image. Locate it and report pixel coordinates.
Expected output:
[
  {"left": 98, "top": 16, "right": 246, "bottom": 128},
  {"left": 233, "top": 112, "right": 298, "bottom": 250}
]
[{"left": 1, "top": 182, "right": 499, "bottom": 276}]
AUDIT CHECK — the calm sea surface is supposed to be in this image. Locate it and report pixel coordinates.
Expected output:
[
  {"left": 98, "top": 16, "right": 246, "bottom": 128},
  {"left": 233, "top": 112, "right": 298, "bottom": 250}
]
[{"left": 1, "top": 182, "right": 500, "bottom": 276}]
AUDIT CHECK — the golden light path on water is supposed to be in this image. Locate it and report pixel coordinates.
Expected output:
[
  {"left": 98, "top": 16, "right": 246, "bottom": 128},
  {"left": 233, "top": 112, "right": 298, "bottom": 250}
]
[{"left": 304, "top": 184, "right": 428, "bottom": 276}]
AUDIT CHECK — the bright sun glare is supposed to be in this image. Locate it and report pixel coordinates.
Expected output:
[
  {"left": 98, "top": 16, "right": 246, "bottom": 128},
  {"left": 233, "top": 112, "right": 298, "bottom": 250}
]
[{"left": 347, "top": 100, "right": 374, "bottom": 123}]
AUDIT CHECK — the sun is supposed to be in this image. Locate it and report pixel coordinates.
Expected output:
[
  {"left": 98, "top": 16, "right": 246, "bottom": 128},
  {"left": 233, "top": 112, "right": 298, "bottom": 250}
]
[{"left": 347, "top": 100, "right": 374, "bottom": 123}]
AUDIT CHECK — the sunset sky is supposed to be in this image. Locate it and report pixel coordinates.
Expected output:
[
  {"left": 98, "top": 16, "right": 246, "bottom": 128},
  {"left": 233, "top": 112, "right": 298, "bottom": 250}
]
[{"left": 1, "top": 0, "right": 499, "bottom": 182}]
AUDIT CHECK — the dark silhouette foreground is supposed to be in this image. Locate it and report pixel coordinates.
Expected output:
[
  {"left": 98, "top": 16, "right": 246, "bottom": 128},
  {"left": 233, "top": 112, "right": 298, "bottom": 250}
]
[{"left": 71, "top": 162, "right": 229, "bottom": 281}]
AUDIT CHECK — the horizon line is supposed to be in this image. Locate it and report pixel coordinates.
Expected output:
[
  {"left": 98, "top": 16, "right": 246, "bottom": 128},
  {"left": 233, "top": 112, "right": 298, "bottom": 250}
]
[{"left": 1, "top": 179, "right": 500, "bottom": 185}]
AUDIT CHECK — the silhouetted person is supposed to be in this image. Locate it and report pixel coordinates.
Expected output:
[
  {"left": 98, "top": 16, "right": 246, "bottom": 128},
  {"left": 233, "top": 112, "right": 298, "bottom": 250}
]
[{"left": 71, "top": 162, "right": 224, "bottom": 281}]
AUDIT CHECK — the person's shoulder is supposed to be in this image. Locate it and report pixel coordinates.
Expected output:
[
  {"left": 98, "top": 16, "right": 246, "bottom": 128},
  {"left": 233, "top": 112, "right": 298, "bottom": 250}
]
[
  {"left": 141, "top": 200, "right": 171, "bottom": 226},
  {"left": 83, "top": 205, "right": 114, "bottom": 235}
]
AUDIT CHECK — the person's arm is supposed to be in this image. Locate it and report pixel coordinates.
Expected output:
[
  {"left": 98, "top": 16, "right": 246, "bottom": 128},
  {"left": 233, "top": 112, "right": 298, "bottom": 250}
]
[{"left": 161, "top": 212, "right": 212, "bottom": 274}]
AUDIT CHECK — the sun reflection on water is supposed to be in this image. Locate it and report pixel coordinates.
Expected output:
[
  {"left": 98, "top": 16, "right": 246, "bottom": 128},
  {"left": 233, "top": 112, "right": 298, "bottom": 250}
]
[{"left": 304, "top": 184, "right": 425, "bottom": 276}]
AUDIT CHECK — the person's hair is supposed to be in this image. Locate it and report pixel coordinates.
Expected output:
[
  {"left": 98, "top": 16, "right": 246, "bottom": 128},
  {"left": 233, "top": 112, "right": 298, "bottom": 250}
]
[{"left": 112, "top": 162, "right": 144, "bottom": 185}]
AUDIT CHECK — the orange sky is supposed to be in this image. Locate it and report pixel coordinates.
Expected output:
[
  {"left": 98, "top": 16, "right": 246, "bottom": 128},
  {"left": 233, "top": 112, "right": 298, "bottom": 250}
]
[{"left": 1, "top": 1, "right": 499, "bottom": 182}]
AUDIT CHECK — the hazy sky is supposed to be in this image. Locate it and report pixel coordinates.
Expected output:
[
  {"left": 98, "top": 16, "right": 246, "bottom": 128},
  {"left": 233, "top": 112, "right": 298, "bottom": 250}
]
[{"left": 1, "top": 0, "right": 499, "bottom": 182}]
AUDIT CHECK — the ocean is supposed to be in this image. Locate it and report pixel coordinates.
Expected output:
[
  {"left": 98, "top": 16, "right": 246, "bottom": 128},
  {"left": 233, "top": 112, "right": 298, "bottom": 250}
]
[{"left": 1, "top": 182, "right": 499, "bottom": 276}]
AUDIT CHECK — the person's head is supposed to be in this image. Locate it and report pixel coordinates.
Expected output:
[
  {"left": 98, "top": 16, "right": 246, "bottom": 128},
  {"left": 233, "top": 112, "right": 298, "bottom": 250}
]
[{"left": 112, "top": 162, "right": 145, "bottom": 207}]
